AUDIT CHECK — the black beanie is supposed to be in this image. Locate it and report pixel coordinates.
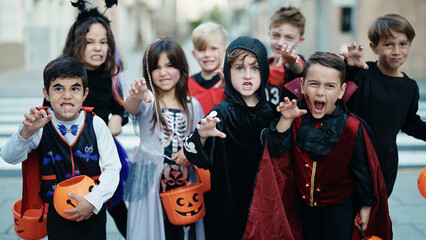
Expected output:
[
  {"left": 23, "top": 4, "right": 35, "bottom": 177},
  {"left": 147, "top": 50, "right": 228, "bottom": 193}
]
[{"left": 223, "top": 36, "right": 269, "bottom": 106}]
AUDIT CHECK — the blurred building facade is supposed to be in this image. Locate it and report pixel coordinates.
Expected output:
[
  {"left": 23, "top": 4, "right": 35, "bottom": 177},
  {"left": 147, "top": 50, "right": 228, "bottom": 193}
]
[{"left": 0, "top": 0, "right": 424, "bottom": 80}]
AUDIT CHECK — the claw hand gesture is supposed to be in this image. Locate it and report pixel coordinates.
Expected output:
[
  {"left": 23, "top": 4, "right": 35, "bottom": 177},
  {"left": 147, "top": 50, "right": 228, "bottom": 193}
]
[
  {"left": 129, "top": 77, "right": 152, "bottom": 103},
  {"left": 275, "top": 97, "right": 307, "bottom": 132},
  {"left": 277, "top": 97, "right": 307, "bottom": 120},
  {"left": 339, "top": 41, "right": 369, "bottom": 69},
  {"left": 197, "top": 111, "right": 226, "bottom": 146},
  {"left": 213, "top": 68, "right": 225, "bottom": 89},
  {"left": 276, "top": 44, "right": 301, "bottom": 68},
  {"left": 20, "top": 107, "right": 52, "bottom": 139}
]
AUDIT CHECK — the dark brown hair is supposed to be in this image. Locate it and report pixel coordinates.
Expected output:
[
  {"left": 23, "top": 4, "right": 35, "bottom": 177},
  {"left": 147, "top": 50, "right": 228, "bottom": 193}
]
[
  {"left": 143, "top": 37, "right": 193, "bottom": 133},
  {"left": 43, "top": 56, "right": 88, "bottom": 94},
  {"left": 368, "top": 14, "right": 415, "bottom": 46},
  {"left": 62, "top": 9, "right": 120, "bottom": 79},
  {"left": 302, "top": 52, "right": 346, "bottom": 85}
]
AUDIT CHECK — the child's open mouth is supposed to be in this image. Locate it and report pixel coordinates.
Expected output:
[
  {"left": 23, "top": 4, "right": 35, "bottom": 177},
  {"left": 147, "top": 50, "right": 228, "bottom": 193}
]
[
  {"left": 243, "top": 82, "right": 253, "bottom": 90},
  {"left": 313, "top": 100, "right": 325, "bottom": 113}
]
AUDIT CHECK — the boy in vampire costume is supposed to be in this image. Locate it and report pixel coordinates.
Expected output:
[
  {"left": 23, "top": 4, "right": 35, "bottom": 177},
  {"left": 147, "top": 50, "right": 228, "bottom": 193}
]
[
  {"left": 1, "top": 56, "right": 121, "bottom": 239},
  {"left": 242, "top": 52, "right": 392, "bottom": 240}
]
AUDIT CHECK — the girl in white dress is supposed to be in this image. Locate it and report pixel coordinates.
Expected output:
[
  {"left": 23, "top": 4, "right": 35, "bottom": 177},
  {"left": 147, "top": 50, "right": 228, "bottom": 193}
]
[{"left": 124, "top": 37, "right": 205, "bottom": 240}]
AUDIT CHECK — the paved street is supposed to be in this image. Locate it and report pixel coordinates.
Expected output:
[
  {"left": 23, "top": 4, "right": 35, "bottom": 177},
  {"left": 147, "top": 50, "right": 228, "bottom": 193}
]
[
  {"left": 1, "top": 168, "right": 425, "bottom": 239},
  {"left": 0, "top": 45, "right": 426, "bottom": 239}
]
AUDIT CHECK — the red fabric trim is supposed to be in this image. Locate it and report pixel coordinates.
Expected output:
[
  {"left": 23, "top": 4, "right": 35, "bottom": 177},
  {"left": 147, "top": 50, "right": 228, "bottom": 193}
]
[
  {"left": 81, "top": 106, "right": 95, "bottom": 114},
  {"left": 342, "top": 81, "right": 358, "bottom": 104},
  {"left": 41, "top": 175, "right": 56, "bottom": 180},
  {"left": 284, "top": 77, "right": 303, "bottom": 100},
  {"left": 36, "top": 106, "right": 49, "bottom": 111},
  {"left": 351, "top": 113, "right": 392, "bottom": 240},
  {"left": 21, "top": 150, "right": 44, "bottom": 217},
  {"left": 242, "top": 144, "right": 302, "bottom": 240}
]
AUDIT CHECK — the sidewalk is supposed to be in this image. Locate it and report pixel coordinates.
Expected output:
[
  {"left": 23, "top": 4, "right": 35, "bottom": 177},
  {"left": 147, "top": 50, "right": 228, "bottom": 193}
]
[
  {"left": 1, "top": 168, "right": 426, "bottom": 239},
  {"left": 389, "top": 168, "right": 426, "bottom": 239}
]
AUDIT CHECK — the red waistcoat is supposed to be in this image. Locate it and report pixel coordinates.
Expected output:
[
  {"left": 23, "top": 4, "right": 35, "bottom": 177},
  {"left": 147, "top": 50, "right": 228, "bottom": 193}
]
[{"left": 292, "top": 115, "right": 359, "bottom": 207}]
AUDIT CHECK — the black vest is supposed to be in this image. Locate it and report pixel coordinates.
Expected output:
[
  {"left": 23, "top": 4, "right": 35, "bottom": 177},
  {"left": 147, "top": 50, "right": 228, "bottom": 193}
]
[{"left": 37, "top": 110, "right": 101, "bottom": 204}]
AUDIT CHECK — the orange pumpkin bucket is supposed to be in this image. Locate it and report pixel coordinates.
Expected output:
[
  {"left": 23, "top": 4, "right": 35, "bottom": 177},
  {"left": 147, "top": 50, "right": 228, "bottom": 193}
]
[
  {"left": 194, "top": 166, "right": 210, "bottom": 193},
  {"left": 160, "top": 166, "right": 209, "bottom": 225},
  {"left": 12, "top": 199, "right": 48, "bottom": 240},
  {"left": 53, "top": 175, "right": 95, "bottom": 220},
  {"left": 417, "top": 167, "right": 426, "bottom": 199},
  {"left": 367, "top": 236, "right": 383, "bottom": 240},
  {"left": 160, "top": 182, "right": 205, "bottom": 226}
]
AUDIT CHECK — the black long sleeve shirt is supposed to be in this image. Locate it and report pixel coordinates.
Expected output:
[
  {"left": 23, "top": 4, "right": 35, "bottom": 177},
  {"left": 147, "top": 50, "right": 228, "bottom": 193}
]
[{"left": 346, "top": 61, "right": 426, "bottom": 196}]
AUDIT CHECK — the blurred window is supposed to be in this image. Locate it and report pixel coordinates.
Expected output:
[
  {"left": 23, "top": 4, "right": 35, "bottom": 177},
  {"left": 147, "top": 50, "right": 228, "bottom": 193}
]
[{"left": 341, "top": 7, "right": 352, "bottom": 33}]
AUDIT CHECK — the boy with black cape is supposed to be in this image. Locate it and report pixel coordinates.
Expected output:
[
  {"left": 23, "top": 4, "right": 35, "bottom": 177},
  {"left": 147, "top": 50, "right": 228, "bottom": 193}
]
[
  {"left": 183, "top": 36, "right": 277, "bottom": 239},
  {"left": 242, "top": 52, "right": 392, "bottom": 240}
]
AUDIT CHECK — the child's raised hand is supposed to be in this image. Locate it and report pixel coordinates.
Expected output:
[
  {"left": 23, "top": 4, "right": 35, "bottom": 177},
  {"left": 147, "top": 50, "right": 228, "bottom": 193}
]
[
  {"left": 277, "top": 97, "right": 307, "bottom": 120},
  {"left": 129, "top": 77, "right": 152, "bottom": 103},
  {"left": 20, "top": 107, "right": 52, "bottom": 139},
  {"left": 64, "top": 193, "right": 95, "bottom": 222},
  {"left": 275, "top": 98, "right": 306, "bottom": 132},
  {"left": 340, "top": 41, "right": 369, "bottom": 69},
  {"left": 276, "top": 44, "right": 300, "bottom": 68},
  {"left": 197, "top": 111, "right": 226, "bottom": 139},
  {"left": 213, "top": 68, "right": 225, "bottom": 89}
]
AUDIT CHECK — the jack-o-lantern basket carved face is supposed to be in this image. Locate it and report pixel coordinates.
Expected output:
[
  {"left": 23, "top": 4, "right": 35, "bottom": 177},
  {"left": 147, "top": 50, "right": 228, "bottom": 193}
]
[
  {"left": 12, "top": 199, "right": 48, "bottom": 240},
  {"left": 417, "top": 167, "right": 426, "bottom": 199},
  {"left": 160, "top": 183, "right": 205, "bottom": 226},
  {"left": 53, "top": 175, "right": 95, "bottom": 220}
]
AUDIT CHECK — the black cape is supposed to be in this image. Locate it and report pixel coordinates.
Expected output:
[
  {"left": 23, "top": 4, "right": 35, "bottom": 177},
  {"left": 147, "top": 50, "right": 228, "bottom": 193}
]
[{"left": 184, "top": 36, "right": 277, "bottom": 239}]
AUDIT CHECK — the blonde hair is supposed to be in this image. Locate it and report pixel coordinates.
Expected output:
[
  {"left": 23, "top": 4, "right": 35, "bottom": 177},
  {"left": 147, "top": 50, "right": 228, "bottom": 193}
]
[{"left": 192, "top": 22, "right": 227, "bottom": 50}]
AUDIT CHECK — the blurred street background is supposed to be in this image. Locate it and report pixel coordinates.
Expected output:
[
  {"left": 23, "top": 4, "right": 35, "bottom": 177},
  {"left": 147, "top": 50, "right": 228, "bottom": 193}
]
[{"left": 0, "top": 0, "right": 425, "bottom": 239}]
